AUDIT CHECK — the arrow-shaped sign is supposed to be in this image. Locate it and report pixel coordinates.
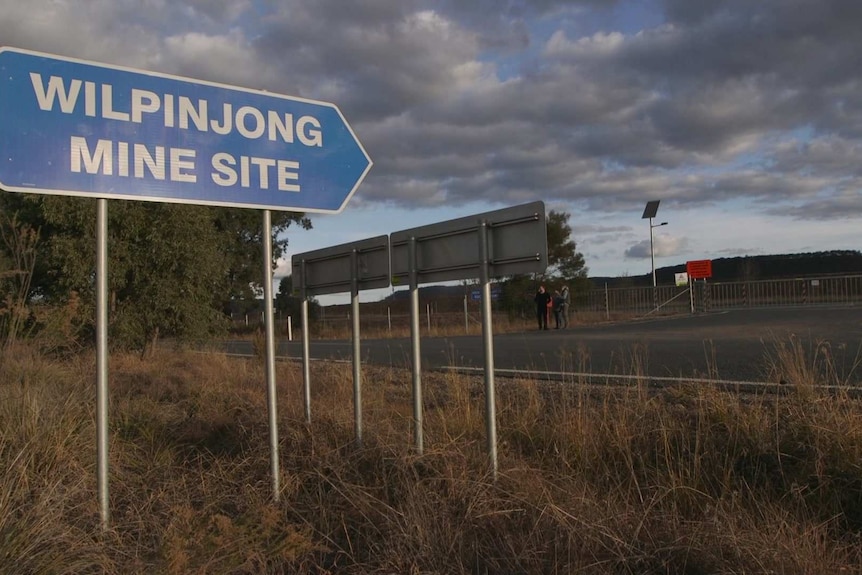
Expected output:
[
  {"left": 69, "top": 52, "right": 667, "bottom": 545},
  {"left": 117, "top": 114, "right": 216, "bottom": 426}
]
[{"left": 0, "top": 47, "right": 372, "bottom": 213}]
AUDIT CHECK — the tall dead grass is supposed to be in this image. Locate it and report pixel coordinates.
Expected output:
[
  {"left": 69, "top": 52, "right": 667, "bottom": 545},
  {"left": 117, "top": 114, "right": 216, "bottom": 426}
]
[{"left": 1, "top": 337, "right": 862, "bottom": 573}]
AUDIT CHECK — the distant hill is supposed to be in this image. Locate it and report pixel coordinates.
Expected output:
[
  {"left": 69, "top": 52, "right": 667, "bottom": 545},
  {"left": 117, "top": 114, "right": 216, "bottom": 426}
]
[
  {"left": 384, "top": 284, "right": 470, "bottom": 302},
  {"left": 590, "top": 250, "right": 862, "bottom": 288}
]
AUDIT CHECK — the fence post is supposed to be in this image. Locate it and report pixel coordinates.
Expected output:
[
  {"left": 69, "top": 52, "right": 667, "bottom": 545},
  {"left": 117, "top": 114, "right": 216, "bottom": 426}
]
[
  {"left": 464, "top": 295, "right": 469, "bottom": 333},
  {"left": 604, "top": 283, "right": 609, "bottom": 320}
]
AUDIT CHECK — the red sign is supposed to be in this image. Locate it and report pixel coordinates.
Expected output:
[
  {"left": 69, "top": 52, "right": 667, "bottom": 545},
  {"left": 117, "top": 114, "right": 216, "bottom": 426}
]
[{"left": 686, "top": 259, "right": 713, "bottom": 279}]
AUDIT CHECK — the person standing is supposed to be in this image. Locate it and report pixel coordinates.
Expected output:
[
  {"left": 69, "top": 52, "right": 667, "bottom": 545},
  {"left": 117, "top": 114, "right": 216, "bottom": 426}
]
[
  {"left": 552, "top": 290, "right": 564, "bottom": 329},
  {"left": 560, "top": 284, "right": 570, "bottom": 328},
  {"left": 534, "top": 285, "right": 551, "bottom": 330}
]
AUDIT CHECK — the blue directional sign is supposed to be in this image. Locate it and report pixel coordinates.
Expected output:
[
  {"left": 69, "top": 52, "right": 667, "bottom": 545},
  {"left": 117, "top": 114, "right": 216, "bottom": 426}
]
[
  {"left": 471, "top": 288, "right": 501, "bottom": 301},
  {"left": 0, "top": 47, "right": 372, "bottom": 213}
]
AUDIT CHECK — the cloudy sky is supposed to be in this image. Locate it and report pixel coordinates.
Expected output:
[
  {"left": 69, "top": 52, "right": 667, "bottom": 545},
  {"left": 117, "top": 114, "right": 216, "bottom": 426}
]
[{"left": 2, "top": 0, "right": 861, "bottom": 297}]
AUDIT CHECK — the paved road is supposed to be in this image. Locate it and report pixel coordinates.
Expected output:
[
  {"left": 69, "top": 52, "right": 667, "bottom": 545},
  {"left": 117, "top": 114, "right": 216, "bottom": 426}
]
[{"left": 225, "top": 306, "right": 862, "bottom": 384}]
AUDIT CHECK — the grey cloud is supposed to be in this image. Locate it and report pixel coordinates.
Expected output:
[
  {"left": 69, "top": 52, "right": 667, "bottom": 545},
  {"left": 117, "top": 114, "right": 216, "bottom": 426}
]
[
  {"left": 624, "top": 234, "right": 688, "bottom": 259},
  {"left": 0, "top": 0, "right": 255, "bottom": 74},
  {"left": 430, "top": 0, "right": 621, "bottom": 50},
  {"left": 183, "top": 0, "right": 251, "bottom": 23},
  {"left": 656, "top": 0, "right": 862, "bottom": 85},
  {"left": 710, "top": 172, "right": 834, "bottom": 202},
  {"left": 623, "top": 240, "right": 651, "bottom": 259},
  {"left": 770, "top": 137, "right": 862, "bottom": 178},
  {"left": 765, "top": 193, "right": 862, "bottom": 221},
  {"left": 252, "top": 1, "right": 481, "bottom": 118},
  {"left": 3, "top": 0, "right": 862, "bottom": 230},
  {"left": 542, "top": 0, "right": 862, "bottom": 156}
]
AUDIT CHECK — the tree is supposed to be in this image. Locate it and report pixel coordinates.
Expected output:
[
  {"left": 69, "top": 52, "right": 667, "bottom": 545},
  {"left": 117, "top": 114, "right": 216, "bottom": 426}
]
[
  {"left": 546, "top": 210, "right": 588, "bottom": 280},
  {"left": 275, "top": 275, "right": 319, "bottom": 326},
  {"left": 0, "top": 212, "right": 38, "bottom": 348},
  {"left": 499, "top": 209, "right": 589, "bottom": 317},
  {"left": 0, "top": 191, "right": 312, "bottom": 354},
  {"left": 211, "top": 208, "right": 311, "bottom": 304}
]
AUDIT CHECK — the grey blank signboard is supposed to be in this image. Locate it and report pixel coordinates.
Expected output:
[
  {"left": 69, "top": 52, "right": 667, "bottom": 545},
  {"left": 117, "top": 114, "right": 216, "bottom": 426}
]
[
  {"left": 390, "top": 201, "right": 547, "bottom": 284},
  {"left": 292, "top": 235, "right": 390, "bottom": 296}
]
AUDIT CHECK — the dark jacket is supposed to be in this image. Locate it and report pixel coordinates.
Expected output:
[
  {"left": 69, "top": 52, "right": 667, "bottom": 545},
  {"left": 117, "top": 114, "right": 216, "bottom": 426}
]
[{"left": 534, "top": 290, "right": 551, "bottom": 310}]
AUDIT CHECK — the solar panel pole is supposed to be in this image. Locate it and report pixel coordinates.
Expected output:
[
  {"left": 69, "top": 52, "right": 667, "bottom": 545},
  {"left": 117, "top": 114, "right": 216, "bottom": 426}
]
[
  {"left": 650, "top": 217, "right": 657, "bottom": 288},
  {"left": 650, "top": 220, "right": 669, "bottom": 288}
]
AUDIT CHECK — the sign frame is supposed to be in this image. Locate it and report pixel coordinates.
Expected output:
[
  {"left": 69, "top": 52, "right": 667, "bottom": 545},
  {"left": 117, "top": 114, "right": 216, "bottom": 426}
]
[
  {"left": 0, "top": 46, "right": 372, "bottom": 213},
  {"left": 390, "top": 201, "right": 548, "bottom": 285},
  {"left": 291, "top": 235, "right": 390, "bottom": 297}
]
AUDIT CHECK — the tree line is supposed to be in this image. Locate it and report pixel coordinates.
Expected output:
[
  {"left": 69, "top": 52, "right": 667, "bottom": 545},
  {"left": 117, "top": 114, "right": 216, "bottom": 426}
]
[
  {"left": 593, "top": 250, "right": 862, "bottom": 288},
  {"left": 1, "top": 193, "right": 587, "bottom": 353},
  {"left": 0, "top": 192, "right": 310, "bottom": 355}
]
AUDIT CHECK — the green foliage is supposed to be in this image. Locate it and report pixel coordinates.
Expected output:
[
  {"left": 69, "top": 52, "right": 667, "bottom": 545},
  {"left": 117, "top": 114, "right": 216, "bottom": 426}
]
[
  {"left": 0, "top": 212, "right": 38, "bottom": 348},
  {"left": 274, "top": 275, "right": 319, "bottom": 325},
  {"left": 210, "top": 207, "right": 311, "bottom": 302},
  {"left": 0, "top": 192, "right": 312, "bottom": 353},
  {"left": 274, "top": 275, "right": 295, "bottom": 313},
  {"left": 499, "top": 274, "right": 535, "bottom": 318},
  {"left": 498, "top": 210, "right": 588, "bottom": 316},
  {"left": 546, "top": 209, "right": 587, "bottom": 280}
]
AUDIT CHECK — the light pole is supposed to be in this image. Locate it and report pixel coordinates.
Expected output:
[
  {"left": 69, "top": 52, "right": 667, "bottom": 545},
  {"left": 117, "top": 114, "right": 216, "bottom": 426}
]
[
  {"left": 642, "top": 200, "right": 666, "bottom": 288},
  {"left": 649, "top": 219, "right": 668, "bottom": 287}
]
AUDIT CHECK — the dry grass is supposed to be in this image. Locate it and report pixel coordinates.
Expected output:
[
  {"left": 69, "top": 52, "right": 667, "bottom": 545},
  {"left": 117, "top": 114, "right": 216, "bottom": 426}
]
[
  {"left": 2, "top": 338, "right": 862, "bottom": 573},
  {"left": 302, "top": 308, "right": 641, "bottom": 341}
]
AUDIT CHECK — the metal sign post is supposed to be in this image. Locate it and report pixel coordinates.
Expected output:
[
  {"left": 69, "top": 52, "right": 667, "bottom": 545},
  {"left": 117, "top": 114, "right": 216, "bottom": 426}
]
[
  {"left": 0, "top": 47, "right": 371, "bottom": 528},
  {"left": 292, "top": 237, "right": 390, "bottom": 445},
  {"left": 351, "top": 250, "right": 363, "bottom": 447},
  {"left": 261, "top": 210, "right": 280, "bottom": 500},
  {"left": 408, "top": 237, "right": 423, "bottom": 453},
  {"left": 300, "top": 261, "right": 312, "bottom": 425},
  {"left": 463, "top": 295, "right": 469, "bottom": 334},
  {"left": 477, "top": 221, "right": 498, "bottom": 478},
  {"left": 391, "top": 201, "right": 548, "bottom": 473},
  {"left": 687, "top": 260, "right": 713, "bottom": 314},
  {"left": 96, "top": 198, "right": 109, "bottom": 530}
]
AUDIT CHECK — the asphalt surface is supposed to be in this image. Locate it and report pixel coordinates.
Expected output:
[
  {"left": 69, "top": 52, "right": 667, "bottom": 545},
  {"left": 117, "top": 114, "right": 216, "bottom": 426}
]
[{"left": 224, "top": 305, "right": 862, "bottom": 384}]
